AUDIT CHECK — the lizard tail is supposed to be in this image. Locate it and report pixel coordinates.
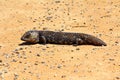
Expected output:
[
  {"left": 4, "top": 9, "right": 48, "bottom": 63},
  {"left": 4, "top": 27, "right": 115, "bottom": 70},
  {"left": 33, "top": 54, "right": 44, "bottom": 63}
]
[{"left": 82, "top": 34, "right": 107, "bottom": 46}]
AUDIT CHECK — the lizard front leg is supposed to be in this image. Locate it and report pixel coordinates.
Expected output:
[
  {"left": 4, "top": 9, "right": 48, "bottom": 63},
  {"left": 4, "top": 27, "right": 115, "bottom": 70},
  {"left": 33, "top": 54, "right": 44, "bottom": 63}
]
[{"left": 39, "top": 36, "right": 47, "bottom": 44}]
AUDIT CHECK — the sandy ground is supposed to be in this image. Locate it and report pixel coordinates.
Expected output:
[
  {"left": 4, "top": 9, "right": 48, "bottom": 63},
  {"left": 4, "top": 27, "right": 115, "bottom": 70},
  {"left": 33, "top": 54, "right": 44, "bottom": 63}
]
[{"left": 0, "top": 0, "right": 120, "bottom": 80}]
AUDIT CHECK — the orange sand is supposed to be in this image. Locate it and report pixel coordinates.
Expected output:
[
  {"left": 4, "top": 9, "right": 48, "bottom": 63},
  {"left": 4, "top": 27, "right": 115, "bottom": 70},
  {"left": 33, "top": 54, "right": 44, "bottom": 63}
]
[{"left": 0, "top": 0, "right": 120, "bottom": 80}]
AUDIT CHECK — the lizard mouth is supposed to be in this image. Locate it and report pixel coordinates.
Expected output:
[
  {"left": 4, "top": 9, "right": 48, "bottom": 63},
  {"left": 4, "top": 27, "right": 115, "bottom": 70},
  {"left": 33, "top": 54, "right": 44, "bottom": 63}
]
[
  {"left": 21, "top": 35, "right": 28, "bottom": 41},
  {"left": 21, "top": 36, "right": 37, "bottom": 43},
  {"left": 21, "top": 37, "right": 24, "bottom": 41}
]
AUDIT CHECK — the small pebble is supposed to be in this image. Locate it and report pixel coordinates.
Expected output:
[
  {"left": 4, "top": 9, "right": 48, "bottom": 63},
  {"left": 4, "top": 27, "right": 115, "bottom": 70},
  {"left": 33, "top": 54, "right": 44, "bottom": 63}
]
[
  {"left": 54, "top": 74, "right": 57, "bottom": 77},
  {"left": 19, "top": 61, "right": 22, "bottom": 63},
  {"left": 42, "top": 48, "right": 46, "bottom": 51},
  {"left": 116, "top": 77, "right": 120, "bottom": 79},
  {"left": 29, "top": 51, "right": 32, "bottom": 53},
  {"left": 74, "top": 69, "right": 78, "bottom": 73},
  {"left": 71, "top": 57, "right": 74, "bottom": 59},
  {"left": 34, "top": 61, "right": 39, "bottom": 65},
  {"left": 115, "top": 41, "right": 119, "bottom": 45},
  {"left": 19, "top": 48, "right": 23, "bottom": 50},
  {"left": 0, "top": 45, "right": 2, "bottom": 48},
  {"left": 76, "top": 48, "right": 80, "bottom": 50},
  {"left": 15, "top": 52, "right": 19, "bottom": 54},
  {"left": 57, "top": 65, "right": 62, "bottom": 69},
  {"left": 55, "top": 0, "right": 60, "bottom": 3},
  {"left": 34, "top": 63, "right": 38, "bottom": 65},
  {"left": 12, "top": 59, "right": 17, "bottom": 62},
  {"left": 43, "top": 27, "right": 48, "bottom": 30},
  {"left": 2, "top": 69, "right": 8, "bottom": 73},
  {"left": 33, "top": 27, "right": 36, "bottom": 29},
  {"left": 61, "top": 75, "right": 66, "bottom": 78},
  {"left": 0, "top": 60, "right": 2, "bottom": 63},
  {"left": 109, "top": 28, "right": 113, "bottom": 31},
  {"left": 23, "top": 57, "right": 27, "bottom": 59},
  {"left": 36, "top": 54, "right": 40, "bottom": 57},
  {"left": 45, "top": 16, "right": 52, "bottom": 21},
  {"left": 71, "top": 50, "right": 74, "bottom": 52},
  {"left": 41, "top": 61, "right": 45, "bottom": 64},
  {"left": 14, "top": 73, "right": 19, "bottom": 80},
  {"left": 109, "top": 58, "right": 114, "bottom": 61}
]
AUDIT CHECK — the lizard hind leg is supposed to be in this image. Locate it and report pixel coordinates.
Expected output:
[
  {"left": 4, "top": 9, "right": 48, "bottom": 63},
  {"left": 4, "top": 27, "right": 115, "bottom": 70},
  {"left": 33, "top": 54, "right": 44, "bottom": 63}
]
[{"left": 73, "top": 38, "right": 84, "bottom": 46}]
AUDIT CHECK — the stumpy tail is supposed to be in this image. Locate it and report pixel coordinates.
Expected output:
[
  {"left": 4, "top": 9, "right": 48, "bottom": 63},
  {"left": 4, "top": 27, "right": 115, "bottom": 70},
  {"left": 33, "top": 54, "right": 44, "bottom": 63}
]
[{"left": 82, "top": 34, "right": 107, "bottom": 46}]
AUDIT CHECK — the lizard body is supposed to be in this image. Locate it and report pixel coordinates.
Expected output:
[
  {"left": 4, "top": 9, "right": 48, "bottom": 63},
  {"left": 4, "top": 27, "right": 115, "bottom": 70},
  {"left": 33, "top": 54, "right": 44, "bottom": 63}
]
[{"left": 21, "top": 30, "right": 107, "bottom": 46}]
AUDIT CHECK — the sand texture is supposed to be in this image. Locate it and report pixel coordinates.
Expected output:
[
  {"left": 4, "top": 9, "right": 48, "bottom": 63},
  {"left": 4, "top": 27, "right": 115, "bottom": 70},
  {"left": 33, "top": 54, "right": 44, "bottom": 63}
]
[{"left": 0, "top": 0, "right": 120, "bottom": 80}]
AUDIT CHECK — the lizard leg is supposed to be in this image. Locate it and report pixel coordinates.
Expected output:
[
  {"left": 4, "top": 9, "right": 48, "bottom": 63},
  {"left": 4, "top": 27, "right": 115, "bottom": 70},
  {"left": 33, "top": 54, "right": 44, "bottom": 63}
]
[
  {"left": 73, "top": 38, "right": 83, "bottom": 46},
  {"left": 39, "top": 36, "right": 47, "bottom": 44}
]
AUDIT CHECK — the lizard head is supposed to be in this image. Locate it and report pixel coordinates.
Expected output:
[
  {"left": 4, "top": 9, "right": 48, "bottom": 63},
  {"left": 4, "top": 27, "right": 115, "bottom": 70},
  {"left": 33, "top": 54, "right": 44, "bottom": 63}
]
[{"left": 21, "top": 30, "right": 39, "bottom": 43}]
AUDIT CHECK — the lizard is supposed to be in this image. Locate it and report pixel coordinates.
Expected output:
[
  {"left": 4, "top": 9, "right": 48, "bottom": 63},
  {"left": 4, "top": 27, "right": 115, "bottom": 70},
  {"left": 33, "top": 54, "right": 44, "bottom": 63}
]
[{"left": 21, "top": 30, "right": 107, "bottom": 46}]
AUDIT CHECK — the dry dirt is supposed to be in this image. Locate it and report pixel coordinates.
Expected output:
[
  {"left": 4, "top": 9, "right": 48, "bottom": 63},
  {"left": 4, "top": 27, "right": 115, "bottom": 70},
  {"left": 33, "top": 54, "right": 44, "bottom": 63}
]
[{"left": 0, "top": 0, "right": 120, "bottom": 80}]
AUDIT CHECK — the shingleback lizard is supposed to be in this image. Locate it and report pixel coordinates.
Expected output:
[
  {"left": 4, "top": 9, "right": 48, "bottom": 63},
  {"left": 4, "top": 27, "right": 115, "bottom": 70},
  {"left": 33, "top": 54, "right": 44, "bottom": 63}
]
[{"left": 21, "top": 30, "right": 107, "bottom": 46}]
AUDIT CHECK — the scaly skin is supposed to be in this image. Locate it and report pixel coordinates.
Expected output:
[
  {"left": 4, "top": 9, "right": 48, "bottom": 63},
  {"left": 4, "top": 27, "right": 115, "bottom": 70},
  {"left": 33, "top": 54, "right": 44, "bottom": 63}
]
[{"left": 21, "top": 30, "right": 107, "bottom": 46}]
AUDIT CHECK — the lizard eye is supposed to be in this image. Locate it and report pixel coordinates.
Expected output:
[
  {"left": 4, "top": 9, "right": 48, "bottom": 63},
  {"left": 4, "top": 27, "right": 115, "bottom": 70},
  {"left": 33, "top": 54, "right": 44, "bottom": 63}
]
[{"left": 25, "top": 34, "right": 30, "bottom": 38}]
